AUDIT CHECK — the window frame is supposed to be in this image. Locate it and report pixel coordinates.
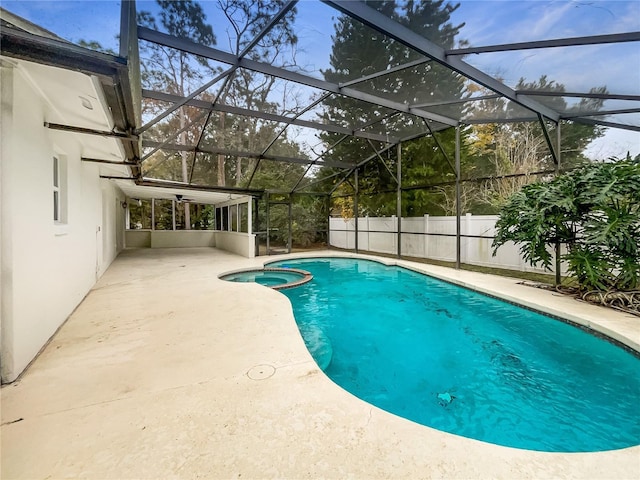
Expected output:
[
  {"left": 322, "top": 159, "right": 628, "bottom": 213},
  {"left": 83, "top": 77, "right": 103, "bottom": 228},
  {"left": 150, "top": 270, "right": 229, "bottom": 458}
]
[{"left": 53, "top": 156, "right": 59, "bottom": 221}]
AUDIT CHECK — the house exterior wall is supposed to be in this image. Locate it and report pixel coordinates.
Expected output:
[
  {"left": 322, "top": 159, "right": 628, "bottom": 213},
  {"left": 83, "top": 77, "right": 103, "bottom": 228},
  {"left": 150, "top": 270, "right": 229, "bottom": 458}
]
[{"left": 0, "top": 63, "right": 125, "bottom": 383}]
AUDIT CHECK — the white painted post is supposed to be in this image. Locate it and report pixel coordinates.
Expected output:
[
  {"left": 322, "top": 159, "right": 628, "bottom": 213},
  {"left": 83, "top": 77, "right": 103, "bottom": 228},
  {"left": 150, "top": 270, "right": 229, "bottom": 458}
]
[
  {"left": 365, "top": 215, "right": 370, "bottom": 252},
  {"left": 151, "top": 198, "right": 155, "bottom": 230},
  {"left": 465, "top": 213, "right": 472, "bottom": 265},
  {"left": 423, "top": 214, "right": 429, "bottom": 259},
  {"left": 392, "top": 215, "right": 397, "bottom": 254}
]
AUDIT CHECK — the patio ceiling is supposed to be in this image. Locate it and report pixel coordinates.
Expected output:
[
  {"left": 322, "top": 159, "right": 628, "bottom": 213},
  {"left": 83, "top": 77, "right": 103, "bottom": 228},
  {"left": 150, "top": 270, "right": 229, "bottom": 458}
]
[{"left": 115, "top": 179, "right": 250, "bottom": 205}]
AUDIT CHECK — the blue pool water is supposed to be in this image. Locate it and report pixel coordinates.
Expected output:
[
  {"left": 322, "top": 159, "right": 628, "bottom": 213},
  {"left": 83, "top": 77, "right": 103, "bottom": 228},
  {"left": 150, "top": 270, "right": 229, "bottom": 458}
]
[{"left": 268, "top": 257, "right": 640, "bottom": 452}]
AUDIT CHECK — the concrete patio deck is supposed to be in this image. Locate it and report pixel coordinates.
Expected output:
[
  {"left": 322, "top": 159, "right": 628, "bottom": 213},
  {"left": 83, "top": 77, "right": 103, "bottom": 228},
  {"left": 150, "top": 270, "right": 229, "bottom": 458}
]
[{"left": 1, "top": 247, "right": 638, "bottom": 479}]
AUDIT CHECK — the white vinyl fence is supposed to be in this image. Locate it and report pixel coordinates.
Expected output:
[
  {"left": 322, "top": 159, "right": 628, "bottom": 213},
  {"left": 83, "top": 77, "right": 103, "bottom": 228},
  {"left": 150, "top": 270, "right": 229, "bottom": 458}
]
[{"left": 329, "top": 214, "right": 567, "bottom": 274}]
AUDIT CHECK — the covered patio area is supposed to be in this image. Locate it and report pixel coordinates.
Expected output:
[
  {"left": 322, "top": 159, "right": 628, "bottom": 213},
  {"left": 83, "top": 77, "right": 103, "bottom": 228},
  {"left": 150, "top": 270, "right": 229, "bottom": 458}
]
[{"left": 1, "top": 248, "right": 638, "bottom": 479}]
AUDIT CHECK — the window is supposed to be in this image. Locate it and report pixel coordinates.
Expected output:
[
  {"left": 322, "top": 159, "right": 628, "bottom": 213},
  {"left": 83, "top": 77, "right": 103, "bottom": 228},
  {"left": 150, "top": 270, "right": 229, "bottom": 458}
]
[
  {"left": 230, "top": 204, "right": 238, "bottom": 232},
  {"left": 175, "top": 200, "right": 186, "bottom": 230},
  {"left": 221, "top": 206, "right": 229, "bottom": 231},
  {"left": 53, "top": 157, "right": 60, "bottom": 221},
  {"left": 215, "top": 207, "right": 222, "bottom": 230},
  {"left": 128, "top": 199, "right": 152, "bottom": 229},
  {"left": 153, "top": 199, "right": 173, "bottom": 230},
  {"left": 239, "top": 203, "right": 248, "bottom": 233},
  {"left": 190, "top": 204, "right": 215, "bottom": 230},
  {"left": 53, "top": 156, "right": 67, "bottom": 223}
]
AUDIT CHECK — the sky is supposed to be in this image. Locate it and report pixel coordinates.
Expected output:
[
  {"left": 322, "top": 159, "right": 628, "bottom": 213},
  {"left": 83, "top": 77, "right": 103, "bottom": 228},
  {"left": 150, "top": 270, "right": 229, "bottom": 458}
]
[{"left": 3, "top": 0, "right": 639, "bottom": 158}]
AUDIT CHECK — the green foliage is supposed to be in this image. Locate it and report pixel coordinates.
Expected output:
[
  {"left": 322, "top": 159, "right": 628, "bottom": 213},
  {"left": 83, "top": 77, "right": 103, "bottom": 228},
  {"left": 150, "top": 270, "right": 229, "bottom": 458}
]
[
  {"left": 136, "top": 0, "right": 220, "bottom": 228},
  {"left": 138, "top": 0, "right": 216, "bottom": 94},
  {"left": 467, "top": 77, "right": 606, "bottom": 212},
  {"left": 319, "top": 0, "right": 466, "bottom": 213},
  {"left": 128, "top": 200, "right": 152, "bottom": 229},
  {"left": 512, "top": 76, "right": 606, "bottom": 169},
  {"left": 493, "top": 156, "right": 640, "bottom": 291},
  {"left": 258, "top": 195, "right": 327, "bottom": 248},
  {"left": 76, "top": 40, "right": 117, "bottom": 55}
]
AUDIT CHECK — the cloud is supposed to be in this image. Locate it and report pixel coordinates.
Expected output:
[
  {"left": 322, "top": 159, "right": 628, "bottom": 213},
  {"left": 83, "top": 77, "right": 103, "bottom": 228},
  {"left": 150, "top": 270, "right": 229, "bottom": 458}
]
[
  {"left": 526, "top": 1, "right": 575, "bottom": 39},
  {"left": 455, "top": 0, "right": 640, "bottom": 46}
]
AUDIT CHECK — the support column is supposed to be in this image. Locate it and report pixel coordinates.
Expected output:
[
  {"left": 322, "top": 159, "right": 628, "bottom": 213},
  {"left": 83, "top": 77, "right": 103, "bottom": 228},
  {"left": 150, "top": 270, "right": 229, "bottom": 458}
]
[
  {"left": 354, "top": 168, "right": 359, "bottom": 253},
  {"left": 455, "top": 126, "right": 461, "bottom": 270},
  {"left": 287, "top": 198, "right": 292, "bottom": 254},
  {"left": 172, "top": 200, "right": 176, "bottom": 231},
  {"left": 151, "top": 198, "right": 156, "bottom": 230},
  {"left": 366, "top": 215, "right": 370, "bottom": 252},
  {"left": 555, "top": 122, "right": 562, "bottom": 286},
  {"left": 125, "top": 204, "right": 131, "bottom": 230},
  {"left": 326, "top": 194, "right": 331, "bottom": 248},
  {"left": 423, "top": 214, "right": 429, "bottom": 259},
  {"left": 538, "top": 114, "right": 559, "bottom": 166},
  {"left": 265, "top": 193, "right": 270, "bottom": 256},
  {"left": 396, "top": 143, "right": 402, "bottom": 258},
  {"left": 252, "top": 196, "right": 259, "bottom": 256}
]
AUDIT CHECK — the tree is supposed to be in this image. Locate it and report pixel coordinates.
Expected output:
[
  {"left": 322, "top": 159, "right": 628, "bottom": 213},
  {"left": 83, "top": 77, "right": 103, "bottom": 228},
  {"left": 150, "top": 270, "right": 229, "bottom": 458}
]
[
  {"left": 468, "top": 76, "right": 607, "bottom": 211},
  {"left": 198, "top": 0, "right": 300, "bottom": 188},
  {"left": 319, "top": 0, "right": 468, "bottom": 216},
  {"left": 76, "top": 40, "right": 116, "bottom": 55},
  {"left": 138, "top": 0, "right": 217, "bottom": 229},
  {"left": 493, "top": 155, "right": 640, "bottom": 292}
]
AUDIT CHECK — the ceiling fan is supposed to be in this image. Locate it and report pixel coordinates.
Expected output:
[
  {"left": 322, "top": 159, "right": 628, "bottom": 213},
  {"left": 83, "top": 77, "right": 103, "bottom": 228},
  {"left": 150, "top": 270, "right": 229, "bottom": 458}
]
[{"left": 175, "top": 194, "right": 195, "bottom": 203}]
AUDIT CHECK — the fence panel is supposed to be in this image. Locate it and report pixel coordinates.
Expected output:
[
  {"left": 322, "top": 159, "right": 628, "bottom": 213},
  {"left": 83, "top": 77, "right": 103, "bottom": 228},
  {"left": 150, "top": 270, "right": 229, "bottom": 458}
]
[{"left": 330, "top": 214, "right": 565, "bottom": 274}]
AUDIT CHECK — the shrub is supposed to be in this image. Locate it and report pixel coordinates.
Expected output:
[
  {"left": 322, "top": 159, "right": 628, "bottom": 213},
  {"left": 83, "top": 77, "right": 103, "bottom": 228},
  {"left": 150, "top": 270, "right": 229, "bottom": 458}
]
[{"left": 493, "top": 155, "right": 640, "bottom": 291}]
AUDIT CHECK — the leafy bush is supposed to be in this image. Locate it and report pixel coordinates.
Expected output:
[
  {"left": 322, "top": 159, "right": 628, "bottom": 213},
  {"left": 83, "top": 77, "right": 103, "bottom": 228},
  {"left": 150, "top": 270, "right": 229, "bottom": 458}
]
[{"left": 493, "top": 155, "right": 640, "bottom": 291}]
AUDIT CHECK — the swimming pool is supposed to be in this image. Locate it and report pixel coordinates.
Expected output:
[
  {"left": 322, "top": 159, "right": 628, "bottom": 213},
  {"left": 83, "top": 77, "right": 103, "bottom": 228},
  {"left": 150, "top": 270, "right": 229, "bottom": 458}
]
[{"left": 267, "top": 257, "right": 640, "bottom": 453}]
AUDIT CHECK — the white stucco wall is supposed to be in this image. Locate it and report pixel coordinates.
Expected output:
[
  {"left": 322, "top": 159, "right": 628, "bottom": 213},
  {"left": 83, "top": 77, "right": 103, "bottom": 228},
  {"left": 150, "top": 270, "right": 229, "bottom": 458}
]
[
  {"left": 150, "top": 230, "right": 216, "bottom": 248},
  {"left": 0, "top": 63, "right": 125, "bottom": 382},
  {"left": 125, "top": 229, "right": 255, "bottom": 257},
  {"left": 215, "top": 231, "right": 256, "bottom": 258},
  {"left": 125, "top": 230, "right": 152, "bottom": 248}
]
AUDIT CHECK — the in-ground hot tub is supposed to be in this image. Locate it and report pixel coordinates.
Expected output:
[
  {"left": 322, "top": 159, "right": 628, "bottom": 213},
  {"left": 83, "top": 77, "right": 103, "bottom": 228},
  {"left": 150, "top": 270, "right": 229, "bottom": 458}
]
[{"left": 219, "top": 267, "right": 313, "bottom": 290}]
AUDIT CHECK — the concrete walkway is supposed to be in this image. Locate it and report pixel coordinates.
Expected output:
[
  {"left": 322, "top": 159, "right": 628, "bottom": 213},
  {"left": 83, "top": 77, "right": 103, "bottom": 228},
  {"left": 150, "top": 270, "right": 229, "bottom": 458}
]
[{"left": 2, "top": 248, "right": 638, "bottom": 479}]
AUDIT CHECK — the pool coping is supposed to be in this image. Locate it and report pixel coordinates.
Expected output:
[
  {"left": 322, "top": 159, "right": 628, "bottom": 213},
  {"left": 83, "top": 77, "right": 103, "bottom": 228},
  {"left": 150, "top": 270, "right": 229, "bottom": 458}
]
[{"left": 219, "top": 267, "right": 314, "bottom": 290}]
